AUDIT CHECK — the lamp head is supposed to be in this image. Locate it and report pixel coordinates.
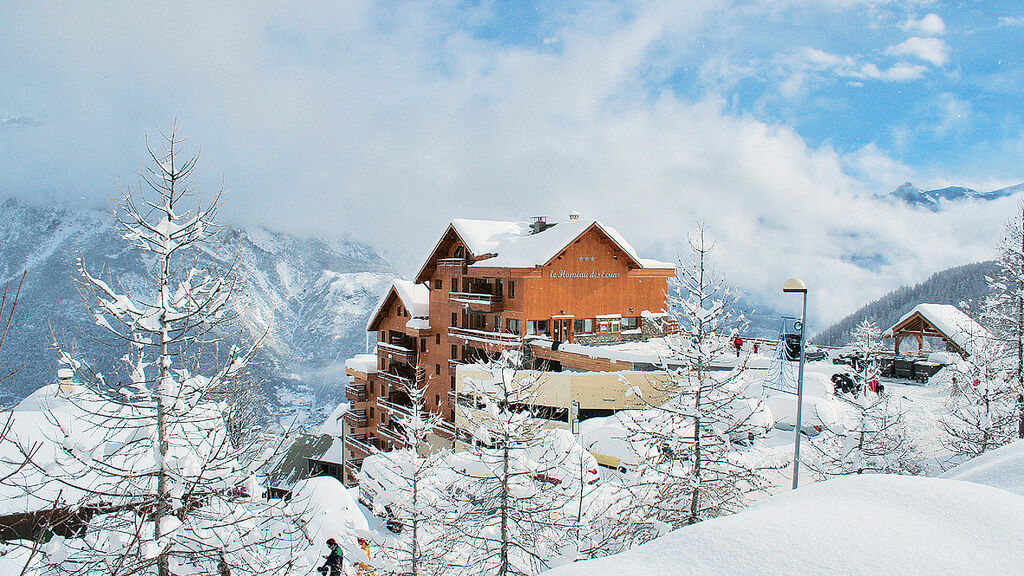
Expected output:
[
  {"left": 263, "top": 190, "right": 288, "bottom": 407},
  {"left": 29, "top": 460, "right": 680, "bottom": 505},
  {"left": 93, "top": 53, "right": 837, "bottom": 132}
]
[{"left": 783, "top": 278, "right": 807, "bottom": 293}]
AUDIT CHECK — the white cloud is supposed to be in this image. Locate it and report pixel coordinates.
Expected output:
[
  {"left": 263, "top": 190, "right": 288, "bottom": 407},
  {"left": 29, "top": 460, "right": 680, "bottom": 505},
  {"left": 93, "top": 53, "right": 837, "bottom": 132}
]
[
  {"left": 902, "top": 13, "right": 946, "bottom": 35},
  {"left": 997, "top": 16, "right": 1024, "bottom": 29},
  {"left": 0, "top": 1, "right": 1006, "bottom": 326},
  {"left": 884, "top": 37, "right": 950, "bottom": 67},
  {"left": 794, "top": 47, "right": 928, "bottom": 82}
]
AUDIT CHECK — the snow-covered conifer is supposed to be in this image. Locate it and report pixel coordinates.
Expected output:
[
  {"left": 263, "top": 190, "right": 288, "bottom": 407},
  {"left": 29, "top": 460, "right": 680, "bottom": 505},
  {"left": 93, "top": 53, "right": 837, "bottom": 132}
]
[
  {"left": 370, "top": 377, "right": 454, "bottom": 576},
  {"left": 447, "top": 352, "right": 581, "bottom": 576},
  {"left": 984, "top": 199, "right": 1024, "bottom": 437},
  {"left": 608, "top": 226, "right": 773, "bottom": 548},
  {"left": 941, "top": 337, "right": 1018, "bottom": 462},
  {"left": 2, "top": 126, "right": 310, "bottom": 576}
]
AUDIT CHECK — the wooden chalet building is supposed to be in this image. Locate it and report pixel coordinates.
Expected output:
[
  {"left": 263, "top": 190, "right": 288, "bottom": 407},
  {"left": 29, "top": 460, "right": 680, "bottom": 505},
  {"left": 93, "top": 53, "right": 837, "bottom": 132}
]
[{"left": 344, "top": 214, "right": 676, "bottom": 472}]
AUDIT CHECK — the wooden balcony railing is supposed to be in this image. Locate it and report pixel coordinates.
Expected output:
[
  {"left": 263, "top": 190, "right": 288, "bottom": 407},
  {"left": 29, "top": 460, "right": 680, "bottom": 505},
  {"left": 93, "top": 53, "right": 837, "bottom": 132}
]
[
  {"left": 449, "top": 291, "right": 504, "bottom": 313},
  {"left": 379, "top": 370, "right": 416, "bottom": 388},
  {"left": 448, "top": 327, "right": 522, "bottom": 348},
  {"left": 343, "top": 409, "right": 368, "bottom": 429},
  {"left": 378, "top": 341, "right": 416, "bottom": 365},
  {"left": 345, "top": 383, "right": 368, "bottom": 403},
  {"left": 377, "top": 396, "right": 414, "bottom": 419},
  {"left": 437, "top": 258, "right": 467, "bottom": 276},
  {"left": 344, "top": 434, "right": 376, "bottom": 457}
]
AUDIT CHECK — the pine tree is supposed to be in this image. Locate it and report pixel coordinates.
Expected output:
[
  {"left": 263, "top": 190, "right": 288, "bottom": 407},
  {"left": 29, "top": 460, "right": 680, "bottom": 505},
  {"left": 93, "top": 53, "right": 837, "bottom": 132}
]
[
  {"left": 985, "top": 199, "right": 1024, "bottom": 437},
  {"left": 447, "top": 353, "right": 579, "bottom": 576},
  {"left": 806, "top": 319, "right": 922, "bottom": 477},
  {"left": 2, "top": 126, "right": 310, "bottom": 575},
  {"left": 371, "top": 377, "right": 454, "bottom": 576},
  {"left": 608, "top": 226, "right": 773, "bottom": 547}
]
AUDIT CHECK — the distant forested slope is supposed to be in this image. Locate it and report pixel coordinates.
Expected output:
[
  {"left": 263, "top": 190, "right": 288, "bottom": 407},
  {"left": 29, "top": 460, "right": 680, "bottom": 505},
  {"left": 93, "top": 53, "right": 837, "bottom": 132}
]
[{"left": 814, "top": 261, "right": 997, "bottom": 346}]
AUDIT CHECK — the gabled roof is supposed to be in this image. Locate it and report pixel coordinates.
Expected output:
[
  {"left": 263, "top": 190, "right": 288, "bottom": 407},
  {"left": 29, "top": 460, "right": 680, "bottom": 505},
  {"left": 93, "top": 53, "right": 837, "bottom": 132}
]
[
  {"left": 414, "top": 217, "right": 673, "bottom": 282},
  {"left": 883, "top": 303, "right": 993, "bottom": 356},
  {"left": 366, "top": 280, "right": 430, "bottom": 332}
]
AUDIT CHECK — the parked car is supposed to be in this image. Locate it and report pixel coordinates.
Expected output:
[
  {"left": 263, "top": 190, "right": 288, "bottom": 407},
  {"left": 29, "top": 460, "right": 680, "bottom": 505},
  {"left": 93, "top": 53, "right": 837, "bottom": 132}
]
[{"left": 803, "top": 345, "right": 827, "bottom": 362}]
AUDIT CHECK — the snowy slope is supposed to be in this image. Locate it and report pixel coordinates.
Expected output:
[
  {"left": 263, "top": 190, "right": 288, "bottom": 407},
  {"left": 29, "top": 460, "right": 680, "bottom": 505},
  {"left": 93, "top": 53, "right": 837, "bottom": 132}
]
[
  {"left": 0, "top": 197, "right": 394, "bottom": 420},
  {"left": 544, "top": 471, "right": 1024, "bottom": 576}
]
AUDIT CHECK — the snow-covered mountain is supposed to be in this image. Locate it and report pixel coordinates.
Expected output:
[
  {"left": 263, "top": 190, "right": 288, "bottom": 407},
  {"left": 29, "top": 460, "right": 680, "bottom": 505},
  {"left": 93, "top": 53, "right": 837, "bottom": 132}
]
[
  {"left": 0, "top": 197, "right": 394, "bottom": 422},
  {"left": 877, "top": 181, "right": 1024, "bottom": 211}
]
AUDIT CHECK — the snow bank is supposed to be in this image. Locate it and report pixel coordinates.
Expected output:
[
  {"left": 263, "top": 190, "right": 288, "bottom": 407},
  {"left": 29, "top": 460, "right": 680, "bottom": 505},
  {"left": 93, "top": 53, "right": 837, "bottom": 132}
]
[
  {"left": 941, "top": 439, "right": 1024, "bottom": 497},
  {"left": 290, "top": 476, "right": 369, "bottom": 560},
  {"left": 543, "top": 474, "right": 1024, "bottom": 576}
]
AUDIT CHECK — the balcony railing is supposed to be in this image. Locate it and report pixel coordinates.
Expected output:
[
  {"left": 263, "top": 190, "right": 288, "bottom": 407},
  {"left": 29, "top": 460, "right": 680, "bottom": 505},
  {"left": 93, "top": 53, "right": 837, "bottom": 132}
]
[
  {"left": 343, "top": 409, "right": 368, "bottom": 429},
  {"left": 376, "top": 425, "right": 406, "bottom": 447},
  {"left": 378, "top": 341, "right": 417, "bottom": 365},
  {"left": 437, "top": 258, "right": 467, "bottom": 276},
  {"left": 448, "top": 327, "right": 522, "bottom": 348},
  {"left": 449, "top": 291, "right": 504, "bottom": 313},
  {"left": 345, "top": 434, "right": 376, "bottom": 457},
  {"left": 379, "top": 370, "right": 416, "bottom": 388},
  {"left": 377, "top": 396, "right": 414, "bottom": 419},
  {"left": 345, "top": 383, "right": 368, "bottom": 403}
]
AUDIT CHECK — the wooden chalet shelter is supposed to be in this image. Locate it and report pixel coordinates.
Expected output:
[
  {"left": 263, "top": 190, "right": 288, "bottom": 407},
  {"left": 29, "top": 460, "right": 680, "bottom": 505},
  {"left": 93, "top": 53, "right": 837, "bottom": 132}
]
[{"left": 883, "top": 303, "right": 991, "bottom": 358}]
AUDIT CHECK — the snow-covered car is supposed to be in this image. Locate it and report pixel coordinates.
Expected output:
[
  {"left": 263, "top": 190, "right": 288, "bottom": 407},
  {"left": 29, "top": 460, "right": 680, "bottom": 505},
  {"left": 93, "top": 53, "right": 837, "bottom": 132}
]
[
  {"left": 803, "top": 346, "right": 827, "bottom": 362},
  {"left": 764, "top": 395, "right": 841, "bottom": 437}
]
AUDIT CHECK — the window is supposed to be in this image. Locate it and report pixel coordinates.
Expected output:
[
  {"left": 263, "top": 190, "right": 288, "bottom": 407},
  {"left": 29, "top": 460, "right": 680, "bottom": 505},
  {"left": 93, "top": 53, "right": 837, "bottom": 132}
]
[
  {"left": 451, "top": 375, "right": 456, "bottom": 389},
  {"left": 420, "top": 338, "right": 426, "bottom": 351},
  {"left": 507, "top": 318, "right": 520, "bottom": 334},
  {"left": 574, "top": 319, "right": 583, "bottom": 333},
  {"left": 379, "top": 330, "right": 385, "bottom": 342},
  {"left": 584, "top": 319, "right": 593, "bottom": 333},
  {"left": 434, "top": 279, "right": 441, "bottom": 289},
  {"left": 496, "top": 279, "right": 504, "bottom": 297},
  {"left": 369, "top": 407, "right": 375, "bottom": 419},
  {"left": 454, "top": 245, "right": 465, "bottom": 259},
  {"left": 435, "top": 334, "right": 441, "bottom": 345},
  {"left": 509, "top": 280, "right": 515, "bottom": 299},
  {"left": 435, "top": 364, "right": 441, "bottom": 375},
  {"left": 623, "top": 316, "right": 639, "bottom": 329},
  {"left": 451, "top": 312, "right": 458, "bottom": 327},
  {"left": 451, "top": 277, "right": 457, "bottom": 291},
  {"left": 435, "top": 394, "right": 441, "bottom": 407},
  {"left": 451, "top": 344, "right": 458, "bottom": 359},
  {"left": 528, "top": 320, "right": 549, "bottom": 336},
  {"left": 598, "top": 318, "right": 621, "bottom": 333}
]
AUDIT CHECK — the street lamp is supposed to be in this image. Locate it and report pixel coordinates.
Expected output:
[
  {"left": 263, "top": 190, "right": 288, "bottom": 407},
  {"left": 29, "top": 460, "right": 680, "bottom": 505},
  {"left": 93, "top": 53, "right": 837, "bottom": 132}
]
[{"left": 783, "top": 278, "right": 808, "bottom": 490}]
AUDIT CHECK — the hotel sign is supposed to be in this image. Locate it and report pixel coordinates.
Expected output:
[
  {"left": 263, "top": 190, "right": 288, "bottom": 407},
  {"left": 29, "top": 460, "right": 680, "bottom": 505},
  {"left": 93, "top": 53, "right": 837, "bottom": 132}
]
[{"left": 550, "top": 270, "right": 621, "bottom": 279}]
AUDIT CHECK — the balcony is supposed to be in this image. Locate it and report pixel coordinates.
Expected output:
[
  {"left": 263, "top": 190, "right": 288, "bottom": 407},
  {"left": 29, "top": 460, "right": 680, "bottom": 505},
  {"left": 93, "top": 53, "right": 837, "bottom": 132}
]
[
  {"left": 342, "top": 409, "right": 368, "bottom": 429},
  {"left": 376, "top": 424, "right": 407, "bottom": 447},
  {"left": 449, "top": 291, "right": 504, "bottom": 313},
  {"left": 378, "top": 341, "right": 416, "bottom": 365},
  {"left": 448, "top": 327, "right": 522, "bottom": 348},
  {"left": 377, "top": 396, "right": 414, "bottom": 420},
  {"left": 379, "top": 370, "right": 417, "bottom": 388},
  {"left": 345, "top": 383, "right": 369, "bottom": 403},
  {"left": 437, "top": 258, "right": 467, "bottom": 276},
  {"left": 345, "top": 434, "right": 376, "bottom": 457}
]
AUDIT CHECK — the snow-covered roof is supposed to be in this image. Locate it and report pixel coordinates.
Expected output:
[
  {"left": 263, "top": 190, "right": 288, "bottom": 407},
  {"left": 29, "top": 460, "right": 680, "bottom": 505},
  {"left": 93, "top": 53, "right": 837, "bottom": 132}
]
[
  {"left": 415, "top": 217, "right": 674, "bottom": 279},
  {"left": 365, "top": 279, "right": 430, "bottom": 331},
  {"left": 884, "top": 303, "right": 993, "bottom": 356},
  {"left": 458, "top": 217, "right": 668, "bottom": 269},
  {"left": 345, "top": 353, "right": 378, "bottom": 374}
]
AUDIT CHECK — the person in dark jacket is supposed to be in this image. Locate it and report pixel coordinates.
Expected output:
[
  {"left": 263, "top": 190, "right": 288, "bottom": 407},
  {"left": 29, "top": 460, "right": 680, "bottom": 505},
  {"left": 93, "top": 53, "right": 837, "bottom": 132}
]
[{"left": 319, "top": 539, "right": 344, "bottom": 575}]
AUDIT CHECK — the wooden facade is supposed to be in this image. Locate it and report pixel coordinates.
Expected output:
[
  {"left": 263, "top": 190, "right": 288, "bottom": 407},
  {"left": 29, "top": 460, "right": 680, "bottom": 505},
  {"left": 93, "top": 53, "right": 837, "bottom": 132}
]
[{"left": 345, "top": 217, "right": 674, "bottom": 462}]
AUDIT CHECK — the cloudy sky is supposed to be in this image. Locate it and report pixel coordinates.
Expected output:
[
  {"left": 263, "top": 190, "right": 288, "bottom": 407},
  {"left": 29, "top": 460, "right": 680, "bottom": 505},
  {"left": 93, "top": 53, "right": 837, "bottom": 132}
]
[{"left": 1, "top": 1, "right": 1022, "bottom": 325}]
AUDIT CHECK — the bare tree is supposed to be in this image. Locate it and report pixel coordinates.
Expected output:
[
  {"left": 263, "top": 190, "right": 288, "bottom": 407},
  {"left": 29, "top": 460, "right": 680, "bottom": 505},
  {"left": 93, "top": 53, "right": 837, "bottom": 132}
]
[
  {"left": 371, "top": 377, "right": 454, "bottom": 576},
  {"left": 1, "top": 125, "right": 310, "bottom": 576},
  {"left": 985, "top": 199, "right": 1024, "bottom": 437},
  {"left": 447, "top": 353, "right": 580, "bottom": 576}
]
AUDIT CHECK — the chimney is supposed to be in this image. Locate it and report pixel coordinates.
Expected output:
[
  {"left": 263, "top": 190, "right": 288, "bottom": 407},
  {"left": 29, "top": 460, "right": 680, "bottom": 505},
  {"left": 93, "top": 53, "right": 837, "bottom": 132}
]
[
  {"left": 568, "top": 211, "right": 580, "bottom": 221},
  {"left": 530, "top": 216, "right": 555, "bottom": 235}
]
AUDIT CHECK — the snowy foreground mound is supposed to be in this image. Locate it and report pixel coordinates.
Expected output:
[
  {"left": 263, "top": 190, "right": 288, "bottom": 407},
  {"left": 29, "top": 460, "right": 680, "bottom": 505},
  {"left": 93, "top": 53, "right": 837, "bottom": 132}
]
[{"left": 545, "top": 448, "right": 1024, "bottom": 576}]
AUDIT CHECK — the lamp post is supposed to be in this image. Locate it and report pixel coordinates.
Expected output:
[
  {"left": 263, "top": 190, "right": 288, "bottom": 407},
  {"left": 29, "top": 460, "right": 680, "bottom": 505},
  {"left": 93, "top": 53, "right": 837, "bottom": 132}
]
[{"left": 783, "top": 278, "right": 808, "bottom": 490}]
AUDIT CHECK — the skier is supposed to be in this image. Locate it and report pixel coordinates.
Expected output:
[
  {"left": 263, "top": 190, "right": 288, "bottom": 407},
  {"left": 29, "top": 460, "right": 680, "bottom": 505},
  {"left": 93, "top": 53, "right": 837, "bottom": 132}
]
[
  {"left": 732, "top": 336, "right": 744, "bottom": 357},
  {"left": 752, "top": 342, "right": 759, "bottom": 354},
  {"left": 318, "top": 539, "right": 344, "bottom": 576}
]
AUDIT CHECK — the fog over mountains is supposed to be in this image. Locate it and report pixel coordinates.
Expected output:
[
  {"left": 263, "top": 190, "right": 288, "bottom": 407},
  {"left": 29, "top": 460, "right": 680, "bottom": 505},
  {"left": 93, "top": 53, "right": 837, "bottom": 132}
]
[{"left": 0, "top": 197, "right": 394, "bottom": 423}]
